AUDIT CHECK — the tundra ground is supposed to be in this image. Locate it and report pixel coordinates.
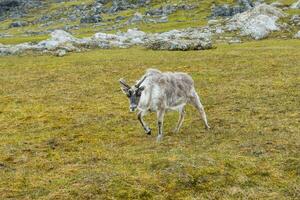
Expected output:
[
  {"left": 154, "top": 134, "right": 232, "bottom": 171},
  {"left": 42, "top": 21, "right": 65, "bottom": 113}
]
[{"left": 0, "top": 40, "right": 299, "bottom": 199}]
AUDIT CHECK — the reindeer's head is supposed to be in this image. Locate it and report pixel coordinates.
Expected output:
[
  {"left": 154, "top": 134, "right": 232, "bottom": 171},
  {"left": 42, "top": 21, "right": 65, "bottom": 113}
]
[{"left": 119, "top": 76, "right": 147, "bottom": 112}]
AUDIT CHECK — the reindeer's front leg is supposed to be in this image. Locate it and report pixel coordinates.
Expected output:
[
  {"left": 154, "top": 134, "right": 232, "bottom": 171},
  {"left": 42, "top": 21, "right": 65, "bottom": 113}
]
[
  {"left": 156, "top": 109, "right": 165, "bottom": 142},
  {"left": 137, "top": 111, "right": 151, "bottom": 135}
]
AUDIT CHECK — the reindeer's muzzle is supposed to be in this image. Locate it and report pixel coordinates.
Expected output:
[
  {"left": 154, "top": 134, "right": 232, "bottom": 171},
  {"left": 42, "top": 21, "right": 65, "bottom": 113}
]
[{"left": 129, "top": 104, "right": 137, "bottom": 112}]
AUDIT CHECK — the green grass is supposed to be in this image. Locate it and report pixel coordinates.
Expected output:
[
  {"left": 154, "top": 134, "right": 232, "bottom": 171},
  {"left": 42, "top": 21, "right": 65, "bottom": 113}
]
[{"left": 0, "top": 39, "right": 299, "bottom": 199}]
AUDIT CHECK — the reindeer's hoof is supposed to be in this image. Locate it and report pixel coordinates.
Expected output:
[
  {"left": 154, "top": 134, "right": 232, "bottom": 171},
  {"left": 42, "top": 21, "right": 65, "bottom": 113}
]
[
  {"left": 205, "top": 125, "right": 211, "bottom": 130},
  {"left": 156, "top": 134, "right": 163, "bottom": 142},
  {"left": 145, "top": 128, "right": 151, "bottom": 135}
]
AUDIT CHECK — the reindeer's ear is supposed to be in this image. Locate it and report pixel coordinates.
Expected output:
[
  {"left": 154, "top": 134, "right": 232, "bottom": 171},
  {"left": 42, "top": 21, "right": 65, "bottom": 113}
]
[
  {"left": 119, "top": 78, "right": 130, "bottom": 95},
  {"left": 138, "top": 86, "right": 145, "bottom": 91},
  {"left": 120, "top": 85, "right": 129, "bottom": 95}
]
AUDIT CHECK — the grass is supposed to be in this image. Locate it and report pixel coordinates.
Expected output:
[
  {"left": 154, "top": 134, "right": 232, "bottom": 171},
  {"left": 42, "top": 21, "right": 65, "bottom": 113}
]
[{"left": 0, "top": 39, "right": 299, "bottom": 199}]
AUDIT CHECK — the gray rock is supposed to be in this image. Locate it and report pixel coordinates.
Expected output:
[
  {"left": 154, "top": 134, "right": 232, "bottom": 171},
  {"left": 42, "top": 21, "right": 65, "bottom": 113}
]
[
  {"left": 228, "top": 38, "right": 242, "bottom": 44},
  {"left": 146, "top": 4, "right": 196, "bottom": 16},
  {"left": 157, "top": 16, "right": 168, "bottom": 23},
  {"left": 0, "top": 0, "right": 43, "bottom": 19},
  {"left": 294, "top": 31, "right": 300, "bottom": 38},
  {"left": 9, "top": 21, "right": 28, "bottom": 28},
  {"left": 80, "top": 14, "right": 102, "bottom": 23},
  {"left": 115, "top": 16, "right": 125, "bottom": 22},
  {"left": 226, "top": 4, "right": 286, "bottom": 39},
  {"left": 211, "top": 0, "right": 254, "bottom": 18},
  {"left": 0, "top": 28, "right": 213, "bottom": 56},
  {"left": 290, "top": 0, "right": 300, "bottom": 9},
  {"left": 145, "top": 29, "right": 212, "bottom": 51},
  {"left": 126, "top": 12, "right": 143, "bottom": 24},
  {"left": 290, "top": 15, "right": 300, "bottom": 26},
  {"left": 55, "top": 49, "right": 66, "bottom": 57}
]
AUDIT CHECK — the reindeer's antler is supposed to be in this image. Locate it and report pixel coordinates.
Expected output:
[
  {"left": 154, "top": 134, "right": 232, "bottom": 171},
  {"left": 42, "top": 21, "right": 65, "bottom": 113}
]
[
  {"left": 135, "top": 76, "right": 147, "bottom": 88},
  {"left": 119, "top": 78, "right": 131, "bottom": 89}
]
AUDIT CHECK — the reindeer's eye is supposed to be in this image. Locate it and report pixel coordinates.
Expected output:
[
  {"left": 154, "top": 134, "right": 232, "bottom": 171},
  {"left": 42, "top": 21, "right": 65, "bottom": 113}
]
[
  {"left": 136, "top": 90, "right": 142, "bottom": 96},
  {"left": 127, "top": 90, "right": 132, "bottom": 97}
]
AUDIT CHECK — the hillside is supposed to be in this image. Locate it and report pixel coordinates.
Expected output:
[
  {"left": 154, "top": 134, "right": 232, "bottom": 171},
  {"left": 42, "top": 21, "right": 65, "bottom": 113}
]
[
  {"left": 0, "top": 0, "right": 300, "bottom": 199},
  {"left": 0, "top": 0, "right": 299, "bottom": 44}
]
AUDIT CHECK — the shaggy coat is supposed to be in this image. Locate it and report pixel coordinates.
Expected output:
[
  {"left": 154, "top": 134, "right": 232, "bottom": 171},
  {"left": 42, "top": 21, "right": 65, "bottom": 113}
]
[{"left": 120, "top": 69, "right": 210, "bottom": 141}]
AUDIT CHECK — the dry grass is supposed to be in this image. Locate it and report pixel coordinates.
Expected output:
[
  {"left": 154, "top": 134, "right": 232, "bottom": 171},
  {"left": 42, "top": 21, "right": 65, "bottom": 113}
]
[{"left": 0, "top": 39, "right": 299, "bottom": 199}]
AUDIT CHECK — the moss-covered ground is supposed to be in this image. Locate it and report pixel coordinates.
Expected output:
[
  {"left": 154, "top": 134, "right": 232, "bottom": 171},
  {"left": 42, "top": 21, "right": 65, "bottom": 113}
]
[{"left": 0, "top": 39, "right": 299, "bottom": 199}]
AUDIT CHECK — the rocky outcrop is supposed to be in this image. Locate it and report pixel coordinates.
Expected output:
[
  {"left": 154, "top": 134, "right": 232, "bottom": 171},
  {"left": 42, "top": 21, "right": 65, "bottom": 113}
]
[
  {"left": 291, "top": 15, "right": 300, "bottom": 26},
  {"left": 0, "top": 0, "right": 43, "bottom": 20},
  {"left": 0, "top": 28, "right": 213, "bottom": 56},
  {"left": 290, "top": 0, "right": 300, "bottom": 9},
  {"left": 294, "top": 31, "right": 300, "bottom": 38},
  {"left": 125, "top": 12, "right": 144, "bottom": 24},
  {"left": 146, "top": 4, "right": 197, "bottom": 17},
  {"left": 80, "top": 14, "right": 102, "bottom": 23},
  {"left": 145, "top": 29, "right": 212, "bottom": 51},
  {"left": 226, "top": 4, "right": 286, "bottom": 39},
  {"left": 211, "top": 0, "right": 253, "bottom": 18},
  {"left": 108, "top": 0, "right": 150, "bottom": 13},
  {"left": 9, "top": 21, "right": 28, "bottom": 28}
]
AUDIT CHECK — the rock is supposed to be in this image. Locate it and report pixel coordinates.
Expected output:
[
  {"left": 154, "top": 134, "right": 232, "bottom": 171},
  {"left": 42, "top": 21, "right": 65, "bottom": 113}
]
[
  {"left": 211, "top": 4, "right": 246, "bottom": 18},
  {"left": 0, "top": 0, "right": 43, "bottom": 19},
  {"left": 226, "top": 4, "right": 286, "bottom": 39},
  {"left": 126, "top": 12, "right": 143, "bottom": 24},
  {"left": 80, "top": 14, "right": 102, "bottom": 23},
  {"left": 0, "top": 28, "right": 214, "bottom": 56},
  {"left": 291, "top": 15, "right": 300, "bottom": 26},
  {"left": 55, "top": 49, "right": 66, "bottom": 57},
  {"left": 294, "top": 31, "right": 300, "bottom": 38},
  {"left": 9, "top": 21, "right": 27, "bottom": 27},
  {"left": 290, "top": 0, "right": 300, "bottom": 9},
  {"left": 108, "top": 0, "right": 134, "bottom": 13},
  {"left": 270, "top": 2, "right": 283, "bottom": 8},
  {"left": 228, "top": 38, "right": 242, "bottom": 44},
  {"left": 115, "top": 16, "right": 125, "bottom": 22},
  {"left": 36, "top": 30, "right": 82, "bottom": 51},
  {"left": 241, "top": 15, "right": 280, "bottom": 39},
  {"left": 0, "top": 42, "right": 33, "bottom": 55},
  {"left": 157, "top": 16, "right": 168, "bottom": 23},
  {"left": 238, "top": 0, "right": 254, "bottom": 9},
  {"left": 215, "top": 27, "right": 224, "bottom": 34},
  {"left": 145, "top": 29, "right": 212, "bottom": 51},
  {"left": 211, "top": 0, "right": 254, "bottom": 18},
  {"left": 146, "top": 4, "right": 196, "bottom": 17}
]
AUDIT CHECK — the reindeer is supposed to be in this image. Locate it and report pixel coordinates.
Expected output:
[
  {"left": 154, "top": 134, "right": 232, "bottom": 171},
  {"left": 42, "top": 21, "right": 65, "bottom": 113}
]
[{"left": 119, "top": 69, "right": 210, "bottom": 141}]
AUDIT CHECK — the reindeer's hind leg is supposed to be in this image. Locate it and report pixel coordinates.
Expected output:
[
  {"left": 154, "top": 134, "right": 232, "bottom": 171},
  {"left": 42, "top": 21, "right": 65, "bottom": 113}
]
[
  {"left": 137, "top": 111, "right": 151, "bottom": 135},
  {"left": 189, "top": 91, "right": 210, "bottom": 129},
  {"left": 173, "top": 107, "right": 185, "bottom": 133},
  {"left": 156, "top": 109, "right": 165, "bottom": 142}
]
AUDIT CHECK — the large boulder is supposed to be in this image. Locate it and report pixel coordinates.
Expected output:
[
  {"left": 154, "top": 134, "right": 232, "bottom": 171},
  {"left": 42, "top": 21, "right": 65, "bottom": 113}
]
[
  {"left": 125, "top": 12, "right": 143, "bottom": 24},
  {"left": 107, "top": 0, "right": 150, "bottom": 13},
  {"left": 91, "top": 29, "right": 147, "bottom": 48},
  {"left": 290, "top": 0, "right": 300, "bottom": 9},
  {"left": 241, "top": 14, "right": 279, "bottom": 39},
  {"left": 0, "top": 42, "right": 33, "bottom": 55},
  {"left": 294, "top": 31, "right": 300, "bottom": 38},
  {"left": 9, "top": 21, "right": 28, "bottom": 28},
  {"left": 226, "top": 4, "right": 286, "bottom": 39},
  {"left": 36, "top": 30, "right": 82, "bottom": 51},
  {"left": 145, "top": 29, "right": 212, "bottom": 51},
  {"left": 80, "top": 14, "right": 102, "bottom": 23},
  {"left": 0, "top": 28, "right": 213, "bottom": 56},
  {"left": 211, "top": 0, "right": 253, "bottom": 18},
  {"left": 290, "top": 15, "right": 300, "bottom": 26},
  {"left": 0, "top": 0, "right": 43, "bottom": 18},
  {"left": 146, "top": 4, "right": 196, "bottom": 16}
]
